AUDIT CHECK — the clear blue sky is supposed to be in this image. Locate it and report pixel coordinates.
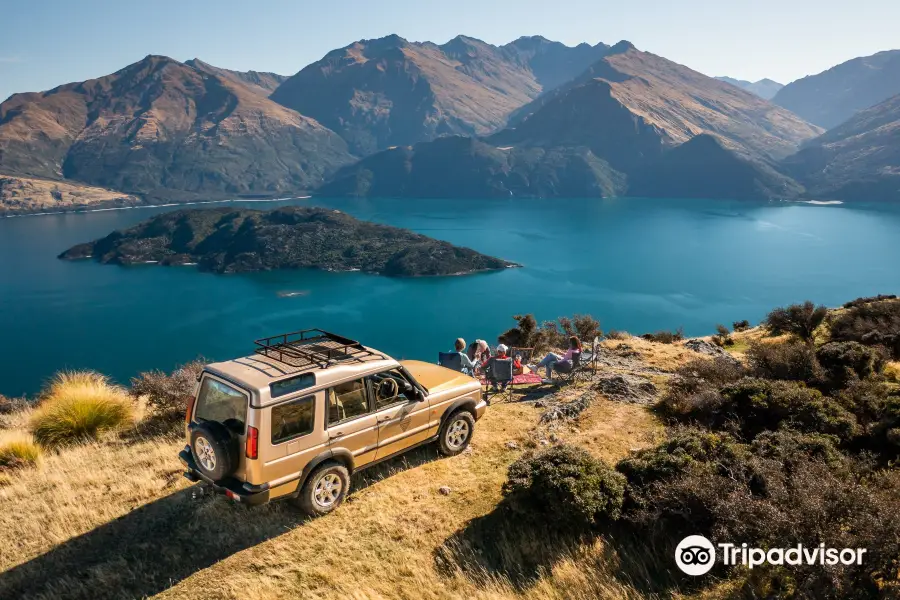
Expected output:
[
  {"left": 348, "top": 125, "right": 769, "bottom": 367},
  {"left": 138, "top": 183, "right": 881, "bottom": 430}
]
[{"left": 2, "top": 0, "right": 898, "bottom": 102}]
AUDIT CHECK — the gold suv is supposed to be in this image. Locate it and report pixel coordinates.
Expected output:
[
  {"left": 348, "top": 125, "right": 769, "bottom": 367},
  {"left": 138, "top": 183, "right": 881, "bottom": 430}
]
[{"left": 179, "top": 329, "right": 486, "bottom": 515}]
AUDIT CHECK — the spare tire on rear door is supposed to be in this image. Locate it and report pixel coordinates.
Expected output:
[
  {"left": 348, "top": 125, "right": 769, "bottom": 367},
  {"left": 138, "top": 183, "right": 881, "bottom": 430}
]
[{"left": 190, "top": 421, "right": 239, "bottom": 481}]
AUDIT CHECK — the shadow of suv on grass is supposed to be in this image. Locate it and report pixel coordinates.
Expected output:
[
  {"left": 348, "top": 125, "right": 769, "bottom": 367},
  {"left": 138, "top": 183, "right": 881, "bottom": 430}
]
[{"left": 0, "top": 445, "right": 444, "bottom": 600}]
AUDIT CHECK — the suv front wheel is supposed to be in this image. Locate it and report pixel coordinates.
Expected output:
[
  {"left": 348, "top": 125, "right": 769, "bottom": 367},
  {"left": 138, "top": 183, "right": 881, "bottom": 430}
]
[
  {"left": 438, "top": 410, "right": 475, "bottom": 456},
  {"left": 297, "top": 462, "right": 350, "bottom": 516}
]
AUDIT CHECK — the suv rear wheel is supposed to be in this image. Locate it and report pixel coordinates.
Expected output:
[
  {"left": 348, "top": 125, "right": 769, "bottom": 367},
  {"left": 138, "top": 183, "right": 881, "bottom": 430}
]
[
  {"left": 297, "top": 462, "right": 350, "bottom": 516},
  {"left": 438, "top": 410, "right": 475, "bottom": 456},
  {"left": 190, "top": 421, "right": 238, "bottom": 481}
]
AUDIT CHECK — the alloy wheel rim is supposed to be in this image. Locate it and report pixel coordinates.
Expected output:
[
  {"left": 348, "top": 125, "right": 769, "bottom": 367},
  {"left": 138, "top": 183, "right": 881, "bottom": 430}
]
[
  {"left": 314, "top": 473, "right": 343, "bottom": 507},
  {"left": 195, "top": 436, "right": 216, "bottom": 471},
  {"left": 447, "top": 419, "right": 470, "bottom": 449}
]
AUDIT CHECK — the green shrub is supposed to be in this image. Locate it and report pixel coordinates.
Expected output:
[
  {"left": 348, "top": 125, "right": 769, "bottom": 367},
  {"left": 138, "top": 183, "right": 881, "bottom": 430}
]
[
  {"left": 499, "top": 313, "right": 602, "bottom": 352},
  {"left": 660, "top": 357, "right": 744, "bottom": 418},
  {"left": 718, "top": 378, "right": 858, "bottom": 441},
  {"left": 503, "top": 444, "right": 626, "bottom": 529},
  {"left": 0, "top": 436, "right": 42, "bottom": 471},
  {"left": 641, "top": 328, "right": 684, "bottom": 344},
  {"left": 616, "top": 428, "right": 743, "bottom": 487},
  {"left": 732, "top": 319, "right": 751, "bottom": 332},
  {"left": 130, "top": 358, "right": 205, "bottom": 418},
  {"left": 746, "top": 340, "right": 823, "bottom": 383},
  {"left": 712, "top": 324, "right": 734, "bottom": 347},
  {"left": 842, "top": 294, "right": 897, "bottom": 309},
  {"left": 764, "top": 301, "right": 828, "bottom": 341},
  {"left": 816, "top": 341, "right": 886, "bottom": 389},
  {"left": 30, "top": 371, "right": 134, "bottom": 447},
  {"left": 831, "top": 299, "right": 900, "bottom": 359}
]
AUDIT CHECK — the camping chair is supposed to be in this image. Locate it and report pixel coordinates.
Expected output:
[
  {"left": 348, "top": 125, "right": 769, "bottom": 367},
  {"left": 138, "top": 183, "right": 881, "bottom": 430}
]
[
  {"left": 438, "top": 352, "right": 466, "bottom": 374},
  {"left": 551, "top": 350, "right": 593, "bottom": 386},
  {"left": 483, "top": 357, "right": 515, "bottom": 403}
]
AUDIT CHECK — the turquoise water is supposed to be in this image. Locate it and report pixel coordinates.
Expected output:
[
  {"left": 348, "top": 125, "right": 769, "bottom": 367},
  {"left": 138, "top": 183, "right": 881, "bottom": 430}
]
[{"left": 1, "top": 197, "right": 899, "bottom": 397}]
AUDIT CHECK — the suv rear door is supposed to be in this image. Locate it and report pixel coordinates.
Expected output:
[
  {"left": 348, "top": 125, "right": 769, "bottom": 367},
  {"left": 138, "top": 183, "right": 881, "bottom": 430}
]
[
  {"left": 325, "top": 378, "right": 378, "bottom": 468},
  {"left": 370, "top": 369, "right": 432, "bottom": 460}
]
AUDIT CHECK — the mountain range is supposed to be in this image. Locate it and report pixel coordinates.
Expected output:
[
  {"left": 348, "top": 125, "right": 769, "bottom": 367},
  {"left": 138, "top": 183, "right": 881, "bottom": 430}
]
[
  {"left": 1, "top": 36, "right": 898, "bottom": 213},
  {"left": 715, "top": 77, "right": 783, "bottom": 100},
  {"left": 772, "top": 50, "right": 900, "bottom": 129}
]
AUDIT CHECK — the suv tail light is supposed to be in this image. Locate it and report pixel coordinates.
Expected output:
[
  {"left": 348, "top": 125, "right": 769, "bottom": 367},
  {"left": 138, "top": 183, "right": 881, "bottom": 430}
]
[
  {"left": 246, "top": 426, "right": 259, "bottom": 459},
  {"left": 184, "top": 396, "right": 196, "bottom": 425}
]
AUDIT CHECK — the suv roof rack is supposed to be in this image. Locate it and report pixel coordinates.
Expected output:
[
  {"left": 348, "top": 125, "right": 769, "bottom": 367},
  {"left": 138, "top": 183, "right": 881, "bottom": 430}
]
[{"left": 253, "top": 329, "right": 384, "bottom": 371}]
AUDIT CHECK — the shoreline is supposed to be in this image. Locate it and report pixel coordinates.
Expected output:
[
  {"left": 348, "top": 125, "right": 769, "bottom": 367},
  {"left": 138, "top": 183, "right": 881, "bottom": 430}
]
[{"left": 0, "top": 196, "right": 312, "bottom": 219}]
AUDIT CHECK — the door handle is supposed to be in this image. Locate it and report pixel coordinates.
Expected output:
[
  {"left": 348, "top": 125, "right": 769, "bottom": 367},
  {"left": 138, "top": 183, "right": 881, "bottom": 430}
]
[
  {"left": 378, "top": 415, "right": 392, "bottom": 423},
  {"left": 329, "top": 431, "right": 344, "bottom": 440}
]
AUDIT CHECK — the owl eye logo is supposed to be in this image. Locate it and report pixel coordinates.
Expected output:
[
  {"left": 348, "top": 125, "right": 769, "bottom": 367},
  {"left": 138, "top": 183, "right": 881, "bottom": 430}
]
[
  {"left": 675, "top": 535, "right": 716, "bottom": 576},
  {"left": 679, "top": 546, "right": 712, "bottom": 565}
]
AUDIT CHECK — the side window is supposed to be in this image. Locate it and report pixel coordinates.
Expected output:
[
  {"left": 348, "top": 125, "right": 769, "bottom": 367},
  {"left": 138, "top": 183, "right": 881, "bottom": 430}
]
[
  {"left": 370, "top": 369, "right": 416, "bottom": 410},
  {"left": 271, "top": 395, "right": 315, "bottom": 444},
  {"left": 328, "top": 379, "right": 370, "bottom": 424}
]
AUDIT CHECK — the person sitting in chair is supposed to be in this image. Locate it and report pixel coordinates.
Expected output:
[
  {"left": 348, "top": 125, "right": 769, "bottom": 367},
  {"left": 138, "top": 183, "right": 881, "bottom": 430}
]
[
  {"left": 535, "top": 336, "right": 582, "bottom": 382},
  {"left": 482, "top": 344, "right": 513, "bottom": 392},
  {"left": 453, "top": 338, "right": 477, "bottom": 374}
]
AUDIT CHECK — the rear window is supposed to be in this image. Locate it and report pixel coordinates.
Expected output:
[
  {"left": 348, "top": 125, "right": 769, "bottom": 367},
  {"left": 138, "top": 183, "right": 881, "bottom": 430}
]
[
  {"left": 271, "top": 395, "right": 315, "bottom": 444},
  {"left": 194, "top": 376, "right": 248, "bottom": 432}
]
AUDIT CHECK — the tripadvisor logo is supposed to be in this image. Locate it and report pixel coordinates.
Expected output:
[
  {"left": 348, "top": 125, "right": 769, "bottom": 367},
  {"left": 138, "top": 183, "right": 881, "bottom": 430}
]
[{"left": 675, "top": 535, "right": 867, "bottom": 576}]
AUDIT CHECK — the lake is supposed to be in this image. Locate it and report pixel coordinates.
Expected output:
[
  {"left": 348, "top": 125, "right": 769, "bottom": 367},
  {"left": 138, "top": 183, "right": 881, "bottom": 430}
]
[{"left": 1, "top": 197, "right": 899, "bottom": 397}]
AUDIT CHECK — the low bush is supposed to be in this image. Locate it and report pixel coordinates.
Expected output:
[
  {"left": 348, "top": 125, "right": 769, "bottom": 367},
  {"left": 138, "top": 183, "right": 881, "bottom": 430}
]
[
  {"left": 605, "top": 329, "right": 631, "bottom": 340},
  {"left": 503, "top": 444, "right": 626, "bottom": 530},
  {"left": 712, "top": 324, "right": 734, "bottom": 347},
  {"left": 0, "top": 395, "right": 30, "bottom": 415},
  {"left": 499, "top": 313, "right": 602, "bottom": 352},
  {"left": 764, "top": 301, "right": 828, "bottom": 341},
  {"left": 30, "top": 371, "right": 134, "bottom": 447},
  {"left": 660, "top": 357, "right": 744, "bottom": 418},
  {"left": 130, "top": 358, "right": 205, "bottom": 418},
  {"left": 616, "top": 428, "right": 744, "bottom": 489},
  {"left": 732, "top": 319, "right": 751, "bottom": 332},
  {"left": 842, "top": 294, "right": 897, "bottom": 309},
  {"left": 831, "top": 299, "right": 900, "bottom": 359},
  {"left": 0, "top": 436, "right": 42, "bottom": 471},
  {"left": 746, "top": 340, "right": 823, "bottom": 383},
  {"left": 641, "top": 328, "right": 684, "bottom": 344},
  {"left": 816, "top": 341, "right": 886, "bottom": 389}
]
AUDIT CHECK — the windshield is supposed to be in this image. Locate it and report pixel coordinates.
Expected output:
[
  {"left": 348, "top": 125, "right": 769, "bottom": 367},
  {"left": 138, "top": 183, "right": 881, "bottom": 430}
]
[{"left": 194, "top": 375, "right": 248, "bottom": 433}]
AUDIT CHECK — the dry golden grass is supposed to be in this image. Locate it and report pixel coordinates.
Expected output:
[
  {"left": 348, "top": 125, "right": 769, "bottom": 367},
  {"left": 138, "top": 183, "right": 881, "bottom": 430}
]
[
  {"left": 0, "top": 431, "right": 42, "bottom": 471},
  {"left": 0, "top": 388, "right": 666, "bottom": 599},
  {"left": 885, "top": 361, "right": 900, "bottom": 383},
  {"left": 599, "top": 336, "right": 697, "bottom": 372}
]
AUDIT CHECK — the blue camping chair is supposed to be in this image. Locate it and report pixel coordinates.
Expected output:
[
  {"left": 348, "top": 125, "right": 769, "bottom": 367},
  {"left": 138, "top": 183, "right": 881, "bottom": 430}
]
[{"left": 438, "top": 352, "right": 465, "bottom": 373}]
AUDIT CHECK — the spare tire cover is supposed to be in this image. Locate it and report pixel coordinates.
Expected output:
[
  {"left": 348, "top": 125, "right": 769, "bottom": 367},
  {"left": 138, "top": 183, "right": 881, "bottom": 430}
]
[{"left": 190, "top": 421, "right": 239, "bottom": 481}]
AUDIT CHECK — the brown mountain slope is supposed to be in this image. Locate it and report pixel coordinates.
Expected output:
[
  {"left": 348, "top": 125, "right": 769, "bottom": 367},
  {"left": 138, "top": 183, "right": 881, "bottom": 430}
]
[
  {"left": 783, "top": 93, "right": 900, "bottom": 201},
  {"left": 0, "top": 174, "right": 142, "bottom": 214},
  {"left": 270, "top": 34, "right": 610, "bottom": 155},
  {"left": 184, "top": 59, "right": 287, "bottom": 96},
  {"left": 504, "top": 43, "right": 823, "bottom": 162},
  {"left": 0, "top": 56, "right": 353, "bottom": 202},
  {"left": 772, "top": 50, "right": 900, "bottom": 130}
]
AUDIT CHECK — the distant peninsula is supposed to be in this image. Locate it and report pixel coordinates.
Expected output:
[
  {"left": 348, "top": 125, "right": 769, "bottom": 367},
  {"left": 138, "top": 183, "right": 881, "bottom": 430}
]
[{"left": 58, "top": 206, "right": 519, "bottom": 277}]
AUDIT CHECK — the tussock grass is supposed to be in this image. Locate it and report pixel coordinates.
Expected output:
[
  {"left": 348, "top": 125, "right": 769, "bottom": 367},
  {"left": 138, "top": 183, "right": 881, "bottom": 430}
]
[
  {"left": 0, "top": 433, "right": 42, "bottom": 471},
  {"left": 29, "top": 371, "right": 134, "bottom": 447}
]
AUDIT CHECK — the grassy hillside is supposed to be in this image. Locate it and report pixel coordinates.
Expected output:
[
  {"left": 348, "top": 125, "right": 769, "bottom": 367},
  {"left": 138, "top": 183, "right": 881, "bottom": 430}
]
[{"left": 2, "top": 298, "right": 899, "bottom": 599}]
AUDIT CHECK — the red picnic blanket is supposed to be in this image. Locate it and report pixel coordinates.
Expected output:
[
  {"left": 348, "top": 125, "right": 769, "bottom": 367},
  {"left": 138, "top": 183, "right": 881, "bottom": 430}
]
[{"left": 480, "top": 372, "right": 543, "bottom": 386}]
